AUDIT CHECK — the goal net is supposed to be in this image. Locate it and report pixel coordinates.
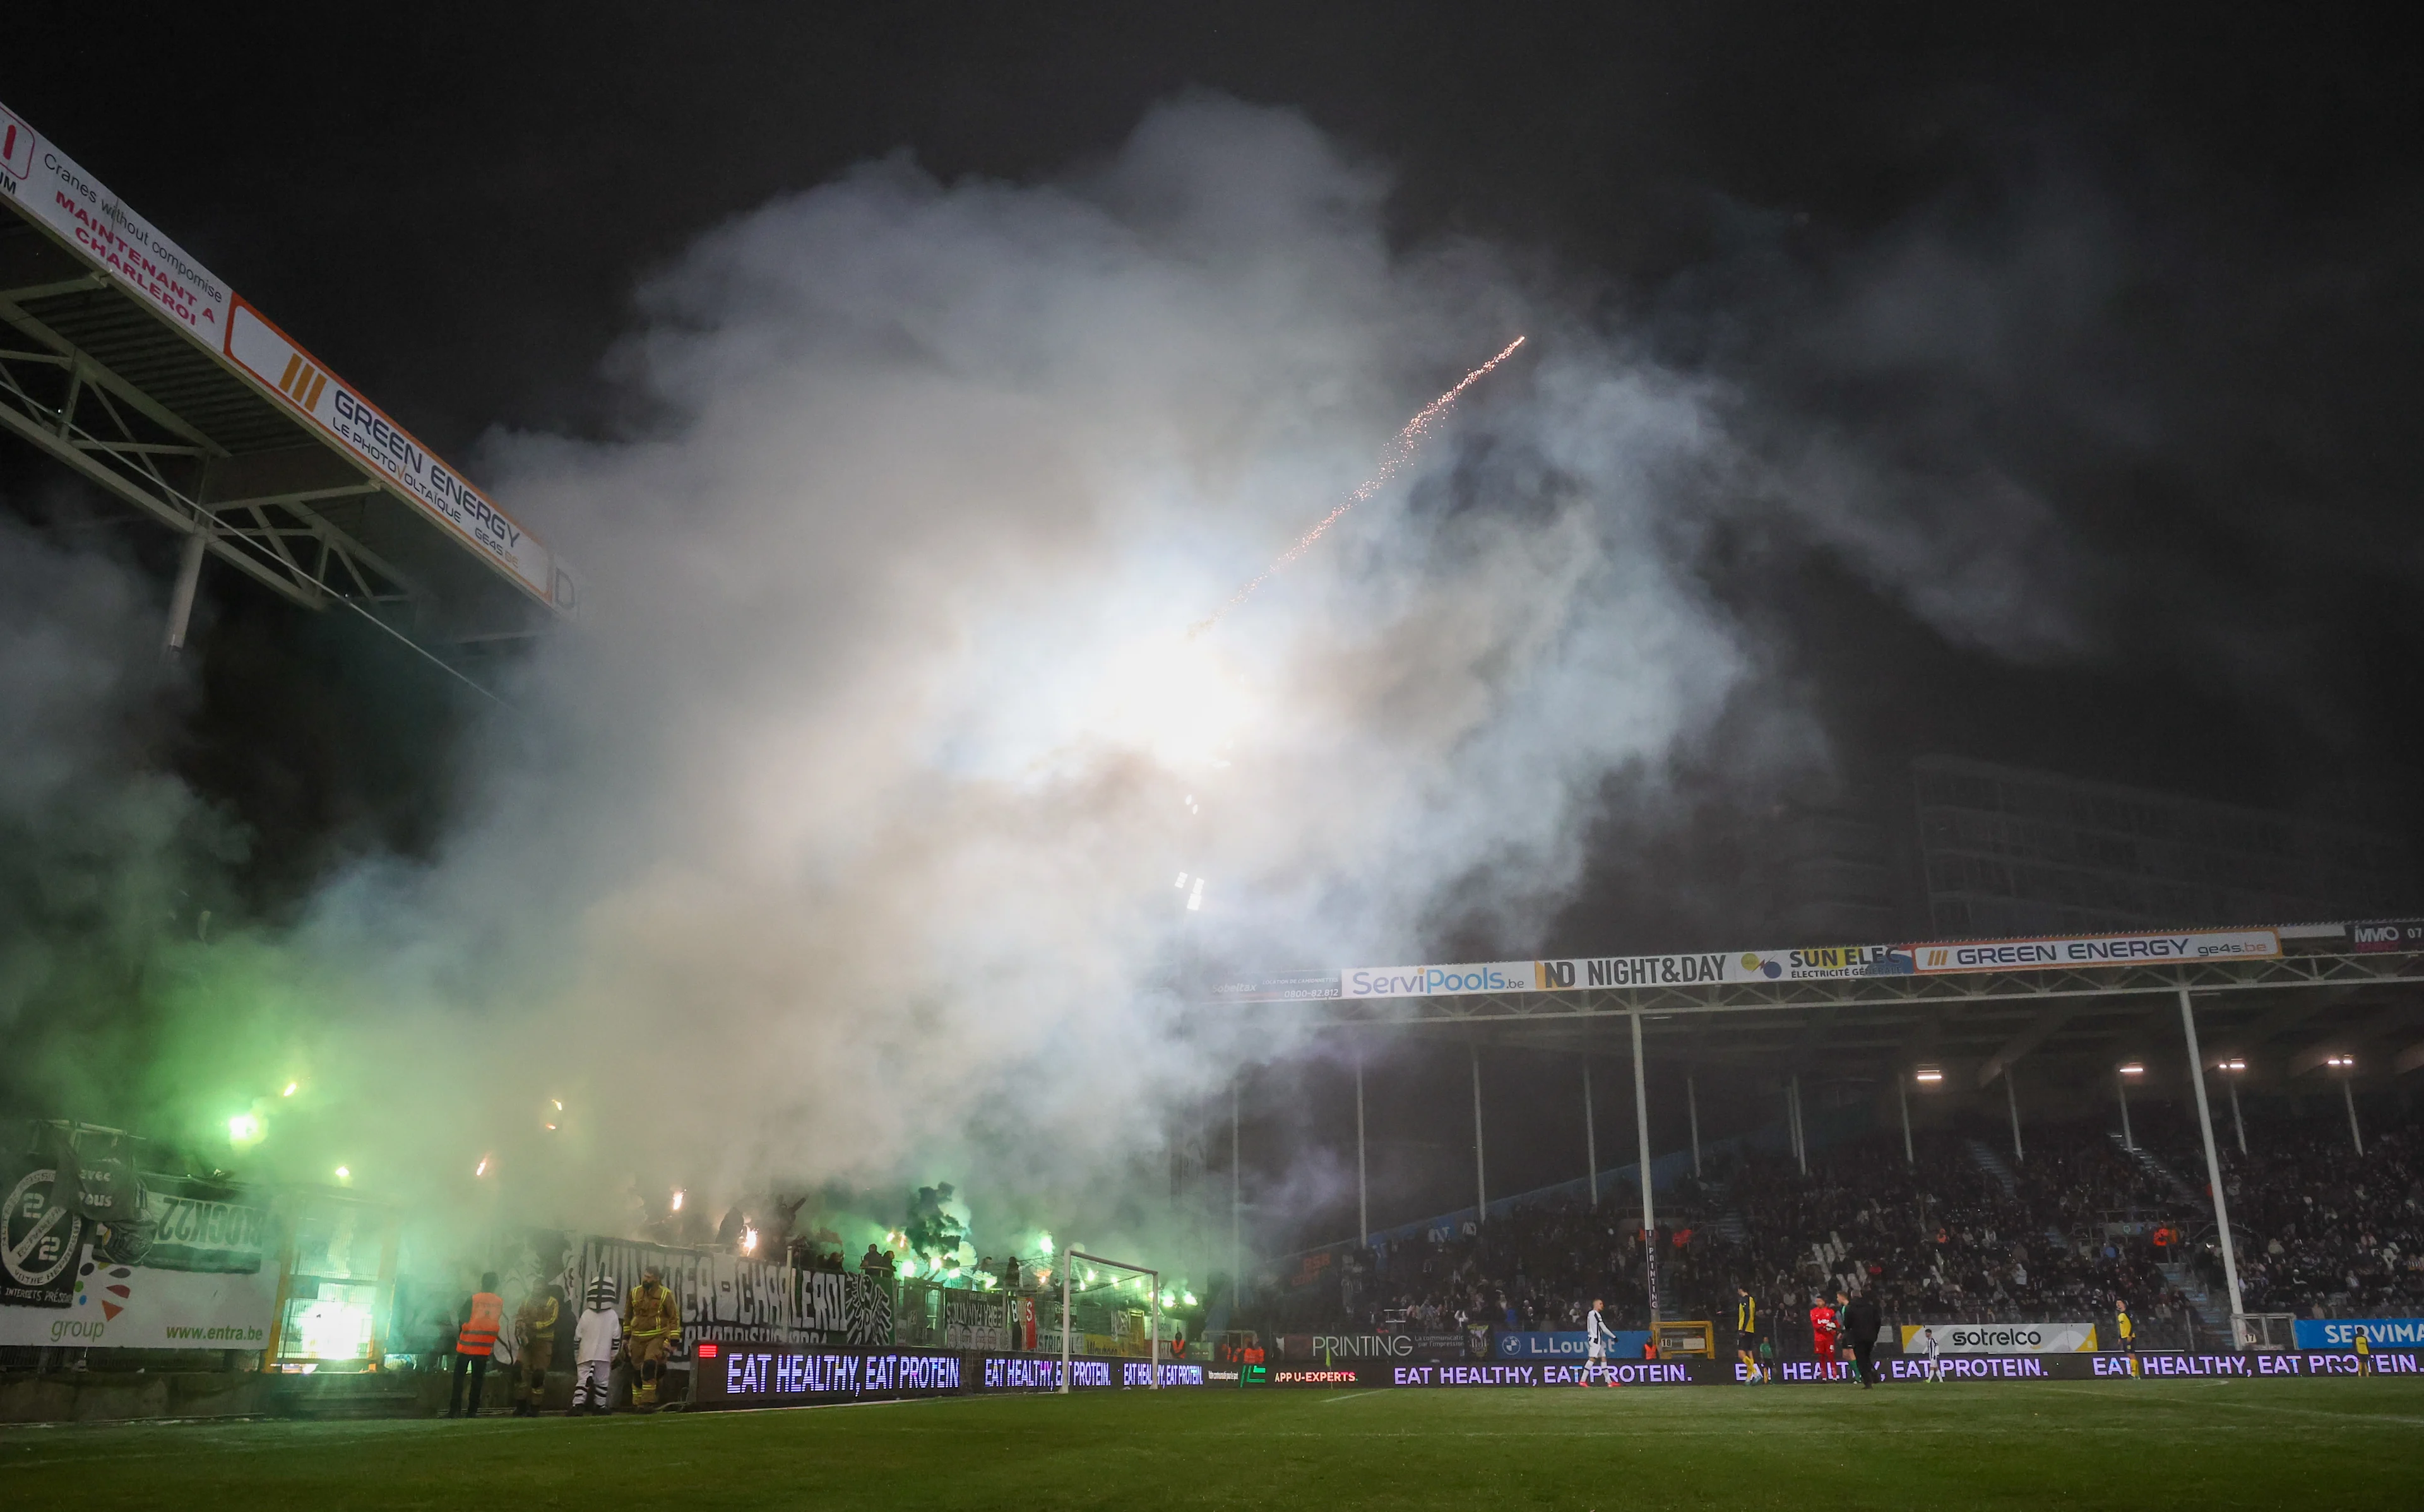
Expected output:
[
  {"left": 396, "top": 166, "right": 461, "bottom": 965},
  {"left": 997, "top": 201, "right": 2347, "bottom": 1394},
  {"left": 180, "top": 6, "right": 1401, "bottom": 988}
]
[{"left": 1045, "top": 1249, "right": 1166, "bottom": 1388}]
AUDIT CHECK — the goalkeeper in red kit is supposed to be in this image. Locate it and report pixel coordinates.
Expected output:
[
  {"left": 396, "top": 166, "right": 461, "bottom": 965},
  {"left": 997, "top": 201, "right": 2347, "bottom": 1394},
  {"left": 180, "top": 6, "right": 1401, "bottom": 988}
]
[{"left": 1809, "top": 1292, "right": 1841, "bottom": 1381}]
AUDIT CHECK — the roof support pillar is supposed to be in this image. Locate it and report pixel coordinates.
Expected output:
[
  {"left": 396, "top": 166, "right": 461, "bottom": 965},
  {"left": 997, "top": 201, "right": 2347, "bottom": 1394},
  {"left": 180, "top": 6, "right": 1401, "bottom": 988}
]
[
  {"left": 1470, "top": 1044, "right": 1487, "bottom": 1225},
  {"left": 1687, "top": 1073, "right": 1701, "bottom": 1179},
  {"left": 1583, "top": 1056, "right": 1598, "bottom": 1208},
  {"left": 1631, "top": 1009, "right": 1657, "bottom": 1334},
  {"left": 2177, "top": 989, "right": 2247, "bottom": 1346},
  {"left": 1354, "top": 1048, "right": 1368, "bottom": 1247},
  {"left": 162, "top": 524, "right": 206, "bottom": 656}
]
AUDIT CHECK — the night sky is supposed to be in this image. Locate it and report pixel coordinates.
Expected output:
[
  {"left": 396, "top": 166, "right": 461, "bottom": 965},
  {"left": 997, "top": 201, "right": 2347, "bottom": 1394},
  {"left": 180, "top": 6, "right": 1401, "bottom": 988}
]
[{"left": 8, "top": 4, "right": 2423, "bottom": 1241}]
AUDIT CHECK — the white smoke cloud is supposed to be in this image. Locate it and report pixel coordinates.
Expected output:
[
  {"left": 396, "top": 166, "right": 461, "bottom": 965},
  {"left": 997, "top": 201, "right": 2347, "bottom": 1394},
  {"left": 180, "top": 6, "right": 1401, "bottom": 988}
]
[
  {"left": 252, "top": 98, "right": 1753, "bottom": 1231},
  {"left": 3, "top": 98, "right": 1788, "bottom": 1256}
]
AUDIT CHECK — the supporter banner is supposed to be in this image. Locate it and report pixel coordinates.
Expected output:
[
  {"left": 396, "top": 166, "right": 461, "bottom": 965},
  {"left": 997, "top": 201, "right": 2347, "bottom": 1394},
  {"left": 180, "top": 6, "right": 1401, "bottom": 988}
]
[
  {"left": 1, "top": 1157, "right": 83, "bottom": 1308},
  {"left": 127, "top": 1184, "right": 272, "bottom": 1274},
  {"left": 2295, "top": 1318, "right": 2424, "bottom": 1349},
  {"left": 537, "top": 1234, "right": 895, "bottom": 1352},
  {"left": 943, "top": 1291, "right": 1011, "bottom": 1350},
  {"left": 1495, "top": 1329, "right": 1653, "bottom": 1359},
  {"left": 1900, "top": 1322, "right": 2096, "bottom": 1354},
  {"left": 223, "top": 298, "right": 566, "bottom": 610},
  {"left": 0, "top": 1244, "right": 277, "bottom": 1349},
  {"left": 2350, "top": 921, "right": 2424, "bottom": 955},
  {"left": 0, "top": 97, "right": 233, "bottom": 340},
  {"left": 1909, "top": 930, "right": 2279, "bottom": 974}
]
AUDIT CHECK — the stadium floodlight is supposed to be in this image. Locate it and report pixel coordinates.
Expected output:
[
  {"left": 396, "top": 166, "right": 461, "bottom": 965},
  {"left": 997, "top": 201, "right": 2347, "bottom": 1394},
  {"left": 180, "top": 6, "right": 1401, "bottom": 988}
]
[
  {"left": 2218, "top": 1058, "right": 2247, "bottom": 1073},
  {"left": 1913, "top": 1066, "right": 1944, "bottom": 1084},
  {"left": 2118, "top": 1063, "right": 2146, "bottom": 1077},
  {"left": 2326, "top": 1054, "right": 2356, "bottom": 1070},
  {"left": 1059, "top": 1248, "right": 1165, "bottom": 1394}
]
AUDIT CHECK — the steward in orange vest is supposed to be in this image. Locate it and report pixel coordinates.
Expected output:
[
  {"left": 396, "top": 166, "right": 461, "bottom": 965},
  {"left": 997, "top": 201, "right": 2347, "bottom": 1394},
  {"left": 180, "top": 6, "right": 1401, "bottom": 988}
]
[{"left": 448, "top": 1272, "right": 505, "bottom": 1418}]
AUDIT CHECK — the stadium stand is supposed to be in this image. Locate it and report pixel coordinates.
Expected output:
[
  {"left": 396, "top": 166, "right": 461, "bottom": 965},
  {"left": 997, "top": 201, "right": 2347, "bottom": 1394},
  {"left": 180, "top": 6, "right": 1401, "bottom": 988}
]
[{"left": 1251, "top": 1105, "right": 2424, "bottom": 1354}]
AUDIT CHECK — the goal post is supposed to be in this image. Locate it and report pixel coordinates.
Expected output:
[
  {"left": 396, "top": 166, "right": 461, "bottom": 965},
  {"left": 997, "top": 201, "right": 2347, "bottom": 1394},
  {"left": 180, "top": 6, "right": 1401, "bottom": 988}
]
[{"left": 1059, "top": 1249, "right": 1163, "bottom": 1392}]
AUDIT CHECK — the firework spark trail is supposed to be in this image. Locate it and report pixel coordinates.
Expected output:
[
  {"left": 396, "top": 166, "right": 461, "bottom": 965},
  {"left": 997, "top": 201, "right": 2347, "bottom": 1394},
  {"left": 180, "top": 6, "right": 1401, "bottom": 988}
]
[{"left": 1188, "top": 335, "right": 1527, "bottom": 636}]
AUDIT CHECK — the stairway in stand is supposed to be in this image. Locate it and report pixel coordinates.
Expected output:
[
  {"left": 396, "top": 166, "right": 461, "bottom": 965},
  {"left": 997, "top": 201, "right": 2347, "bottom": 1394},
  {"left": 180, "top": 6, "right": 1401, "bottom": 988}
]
[
  {"left": 2158, "top": 1260, "right": 2224, "bottom": 1332},
  {"left": 2108, "top": 1132, "right": 2203, "bottom": 1205},
  {"left": 1964, "top": 1139, "right": 2019, "bottom": 1198}
]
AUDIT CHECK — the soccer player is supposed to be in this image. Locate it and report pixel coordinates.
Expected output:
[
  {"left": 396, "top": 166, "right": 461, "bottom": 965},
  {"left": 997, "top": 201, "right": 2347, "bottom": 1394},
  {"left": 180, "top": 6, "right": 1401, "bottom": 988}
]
[
  {"left": 2354, "top": 1326, "right": 2372, "bottom": 1376},
  {"left": 1582, "top": 1297, "right": 1619, "bottom": 1388},
  {"left": 2113, "top": 1296, "right": 2139, "bottom": 1379},
  {"left": 1921, "top": 1325, "right": 1944, "bottom": 1382},
  {"left": 1734, "top": 1285, "right": 1763, "bottom": 1383},
  {"left": 1809, "top": 1291, "right": 1840, "bottom": 1382}
]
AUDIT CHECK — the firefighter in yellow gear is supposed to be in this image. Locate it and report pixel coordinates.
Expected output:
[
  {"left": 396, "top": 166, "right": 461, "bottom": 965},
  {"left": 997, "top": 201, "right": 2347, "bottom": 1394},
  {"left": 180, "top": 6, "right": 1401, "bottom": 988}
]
[
  {"left": 514, "top": 1287, "right": 561, "bottom": 1417},
  {"left": 623, "top": 1268, "right": 682, "bottom": 1408}
]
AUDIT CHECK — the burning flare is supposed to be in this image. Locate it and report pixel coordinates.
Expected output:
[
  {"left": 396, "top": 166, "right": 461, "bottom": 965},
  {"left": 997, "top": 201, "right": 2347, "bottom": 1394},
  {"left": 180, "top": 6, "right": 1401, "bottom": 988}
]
[{"left": 1192, "top": 335, "right": 1526, "bottom": 634}]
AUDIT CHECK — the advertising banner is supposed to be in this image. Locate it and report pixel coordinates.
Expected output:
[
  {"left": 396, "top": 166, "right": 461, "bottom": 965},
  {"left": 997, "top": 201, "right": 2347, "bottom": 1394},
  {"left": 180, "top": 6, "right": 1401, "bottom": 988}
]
[
  {"left": 1494, "top": 1329, "right": 1653, "bottom": 1360},
  {"left": 692, "top": 1342, "right": 966, "bottom": 1406},
  {"left": 1728, "top": 945, "right": 1914, "bottom": 982},
  {"left": 1389, "top": 1359, "right": 1700, "bottom": 1386},
  {"left": 2350, "top": 922, "right": 2424, "bottom": 955},
  {"left": 694, "top": 1344, "right": 1203, "bottom": 1405},
  {"left": 1206, "top": 971, "right": 1340, "bottom": 1003},
  {"left": 0, "top": 97, "right": 233, "bottom": 341},
  {"left": 1908, "top": 930, "right": 2278, "bottom": 974},
  {"left": 1330, "top": 930, "right": 2279, "bottom": 1001},
  {"left": 1899, "top": 1322, "right": 2097, "bottom": 1354},
  {"left": 1264, "top": 1352, "right": 2420, "bottom": 1387},
  {"left": 1279, "top": 1332, "right": 1488, "bottom": 1362},
  {"left": 223, "top": 298, "right": 565, "bottom": 610},
  {"left": 2294, "top": 1318, "right": 2424, "bottom": 1349},
  {"left": 0, "top": 1245, "right": 277, "bottom": 1349},
  {"left": 1341, "top": 962, "right": 1543, "bottom": 999}
]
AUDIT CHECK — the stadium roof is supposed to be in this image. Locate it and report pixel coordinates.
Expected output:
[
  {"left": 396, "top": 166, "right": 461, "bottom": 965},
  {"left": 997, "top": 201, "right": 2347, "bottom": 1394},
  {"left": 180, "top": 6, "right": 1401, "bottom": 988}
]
[
  {"left": 0, "top": 97, "right": 573, "bottom": 648},
  {"left": 1213, "top": 923, "right": 2424, "bottom": 1089}
]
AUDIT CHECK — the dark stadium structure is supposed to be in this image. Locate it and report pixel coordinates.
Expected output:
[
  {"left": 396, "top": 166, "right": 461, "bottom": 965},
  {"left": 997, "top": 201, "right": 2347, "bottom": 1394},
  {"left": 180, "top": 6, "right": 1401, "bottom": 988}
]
[
  {"left": 1220, "top": 921, "right": 2424, "bottom": 1359},
  {"left": 0, "top": 103, "right": 574, "bottom": 675}
]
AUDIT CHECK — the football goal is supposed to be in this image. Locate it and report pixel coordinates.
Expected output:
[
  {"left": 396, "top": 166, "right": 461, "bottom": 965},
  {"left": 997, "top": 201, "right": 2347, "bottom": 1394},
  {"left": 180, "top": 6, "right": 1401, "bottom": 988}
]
[{"left": 1057, "top": 1248, "right": 1165, "bottom": 1391}]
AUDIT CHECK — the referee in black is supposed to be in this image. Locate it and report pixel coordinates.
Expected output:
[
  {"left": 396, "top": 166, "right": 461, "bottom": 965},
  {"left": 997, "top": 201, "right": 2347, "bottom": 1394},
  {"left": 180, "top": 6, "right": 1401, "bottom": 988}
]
[{"left": 1843, "top": 1286, "right": 1882, "bottom": 1389}]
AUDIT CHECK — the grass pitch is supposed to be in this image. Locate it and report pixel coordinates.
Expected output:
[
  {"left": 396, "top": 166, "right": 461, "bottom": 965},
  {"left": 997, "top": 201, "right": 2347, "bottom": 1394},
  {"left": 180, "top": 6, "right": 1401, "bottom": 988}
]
[{"left": 8, "top": 1379, "right": 2422, "bottom": 1509}]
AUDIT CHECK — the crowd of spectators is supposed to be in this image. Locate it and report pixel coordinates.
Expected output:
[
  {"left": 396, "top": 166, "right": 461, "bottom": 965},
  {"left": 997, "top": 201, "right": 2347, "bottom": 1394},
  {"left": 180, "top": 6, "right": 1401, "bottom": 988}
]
[
  {"left": 1252, "top": 1104, "right": 2424, "bottom": 1353},
  {"left": 2208, "top": 1116, "right": 2424, "bottom": 1316}
]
